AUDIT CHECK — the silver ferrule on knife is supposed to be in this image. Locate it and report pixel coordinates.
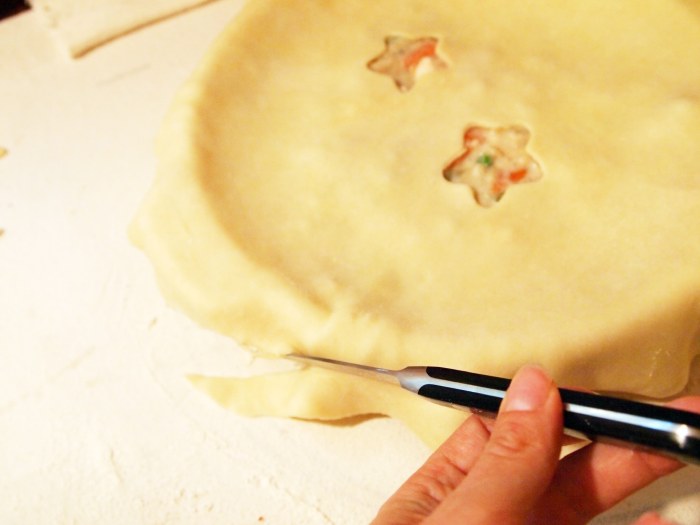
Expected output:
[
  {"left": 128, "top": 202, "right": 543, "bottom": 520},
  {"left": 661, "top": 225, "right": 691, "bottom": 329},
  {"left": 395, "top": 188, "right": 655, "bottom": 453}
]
[{"left": 286, "top": 354, "right": 700, "bottom": 466}]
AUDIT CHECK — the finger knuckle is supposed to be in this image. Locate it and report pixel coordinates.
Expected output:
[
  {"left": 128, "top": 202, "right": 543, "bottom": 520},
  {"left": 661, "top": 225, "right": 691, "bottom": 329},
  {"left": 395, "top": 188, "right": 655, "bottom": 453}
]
[{"left": 488, "top": 416, "right": 545, "bottom": 459}]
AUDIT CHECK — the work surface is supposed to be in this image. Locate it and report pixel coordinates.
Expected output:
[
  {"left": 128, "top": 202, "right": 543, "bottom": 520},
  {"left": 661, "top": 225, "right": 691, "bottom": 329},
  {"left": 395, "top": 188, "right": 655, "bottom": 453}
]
[{"left": 1, "top": 2, "right": 699, "bottom": 523}]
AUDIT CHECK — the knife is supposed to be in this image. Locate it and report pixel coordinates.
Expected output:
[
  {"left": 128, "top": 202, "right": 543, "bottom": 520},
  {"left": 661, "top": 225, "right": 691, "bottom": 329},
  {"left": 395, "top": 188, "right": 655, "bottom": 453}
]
[{"left": 287, "top": 353, "right": 700, "bottom": 465}]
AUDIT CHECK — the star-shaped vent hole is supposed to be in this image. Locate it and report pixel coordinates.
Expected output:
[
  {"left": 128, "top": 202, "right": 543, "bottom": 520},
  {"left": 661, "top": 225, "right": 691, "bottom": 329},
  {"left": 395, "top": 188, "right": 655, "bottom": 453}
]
[
  {"left": 367, "top": 35, "right": 448, "bottom": 92},
  {"left": 443, "top": 125, "right": 543, "bottom": 207}
]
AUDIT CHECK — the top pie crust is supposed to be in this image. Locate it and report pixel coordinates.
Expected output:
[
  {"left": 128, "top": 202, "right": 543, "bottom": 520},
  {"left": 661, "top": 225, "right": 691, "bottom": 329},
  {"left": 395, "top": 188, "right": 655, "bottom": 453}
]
[{"left": 131, "top": 0, "right": 700, "bottom": 446}]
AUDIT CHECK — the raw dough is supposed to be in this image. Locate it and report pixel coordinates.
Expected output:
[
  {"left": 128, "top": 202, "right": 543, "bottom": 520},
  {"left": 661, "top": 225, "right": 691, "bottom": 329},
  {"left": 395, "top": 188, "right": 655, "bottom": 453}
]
[
  {"left": 29, "top": 0, "right": 215, "bottom": 57},
  {"left": 131, "top": 0, "right": 700, "bottom": 447}
]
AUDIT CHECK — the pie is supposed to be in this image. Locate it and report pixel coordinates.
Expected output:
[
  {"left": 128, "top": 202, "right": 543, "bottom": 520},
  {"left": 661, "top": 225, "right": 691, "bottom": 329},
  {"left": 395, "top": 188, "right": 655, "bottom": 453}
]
[{"left": 130, "top": 0, "right": 700, "bottom": 446}]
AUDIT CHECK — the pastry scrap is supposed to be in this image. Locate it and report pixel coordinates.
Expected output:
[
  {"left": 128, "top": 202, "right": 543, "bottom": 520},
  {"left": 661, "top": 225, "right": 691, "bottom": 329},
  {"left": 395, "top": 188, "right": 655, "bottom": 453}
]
[{"left": 131, "top": 0, "right": 700, "bottom": 447}]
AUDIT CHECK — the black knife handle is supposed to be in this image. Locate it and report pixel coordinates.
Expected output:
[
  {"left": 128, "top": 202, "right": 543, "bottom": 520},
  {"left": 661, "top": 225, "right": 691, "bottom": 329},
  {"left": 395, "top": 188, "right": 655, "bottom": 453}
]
[{"left": 418, "top": 366, "right": 700, "bottom": 465}]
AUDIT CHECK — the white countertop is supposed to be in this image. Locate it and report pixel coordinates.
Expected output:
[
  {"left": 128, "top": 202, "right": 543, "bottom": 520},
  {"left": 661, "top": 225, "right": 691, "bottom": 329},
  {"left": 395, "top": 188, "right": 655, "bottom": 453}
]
[{"left": 1, "top": 2, "right": 698, "bottom": 523}]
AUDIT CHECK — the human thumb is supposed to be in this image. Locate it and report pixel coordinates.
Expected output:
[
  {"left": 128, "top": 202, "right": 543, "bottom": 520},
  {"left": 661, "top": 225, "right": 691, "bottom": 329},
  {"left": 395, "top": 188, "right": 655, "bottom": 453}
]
[{"left": 424, "top": 365, "right": 563, "bottom": 525}]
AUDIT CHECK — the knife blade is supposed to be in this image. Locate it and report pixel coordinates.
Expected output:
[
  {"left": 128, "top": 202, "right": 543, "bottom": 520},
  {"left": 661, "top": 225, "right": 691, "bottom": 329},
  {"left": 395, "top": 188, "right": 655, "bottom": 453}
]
[{"left": 287, "top": 353, "right": 700, "bottom": 466}]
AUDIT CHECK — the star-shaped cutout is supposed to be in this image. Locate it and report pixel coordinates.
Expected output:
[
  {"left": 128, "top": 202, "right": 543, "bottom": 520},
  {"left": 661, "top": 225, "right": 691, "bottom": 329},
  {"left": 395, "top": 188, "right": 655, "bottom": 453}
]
[
  {"left": 443, "top": 125, "right": 543, "bottom": 207},
  {"left": 367, "top": 35, "right": 448, "bottom": 92}
]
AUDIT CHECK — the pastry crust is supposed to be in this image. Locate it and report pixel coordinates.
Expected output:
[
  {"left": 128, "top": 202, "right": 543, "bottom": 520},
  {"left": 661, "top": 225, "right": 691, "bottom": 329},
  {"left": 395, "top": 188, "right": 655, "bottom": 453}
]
[{"left": 131, "top": 0, "right": 700, "bottom": 446}]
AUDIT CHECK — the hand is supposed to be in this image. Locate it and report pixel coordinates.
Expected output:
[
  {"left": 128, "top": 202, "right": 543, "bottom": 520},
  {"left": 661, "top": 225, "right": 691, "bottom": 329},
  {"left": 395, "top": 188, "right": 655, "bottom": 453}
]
[{"left": 372, "top": 365, "right": 700, "bottom": 525}]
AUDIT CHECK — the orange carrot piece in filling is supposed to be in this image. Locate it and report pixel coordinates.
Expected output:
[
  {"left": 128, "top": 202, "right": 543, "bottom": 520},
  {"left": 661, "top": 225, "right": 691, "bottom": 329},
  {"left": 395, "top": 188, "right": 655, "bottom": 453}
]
[
  {"left": 403, "top": 40, "right": 438, "bottom": 69},
  {"left": 508, "top": 169, "right": 528, "bottom": 182}
]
